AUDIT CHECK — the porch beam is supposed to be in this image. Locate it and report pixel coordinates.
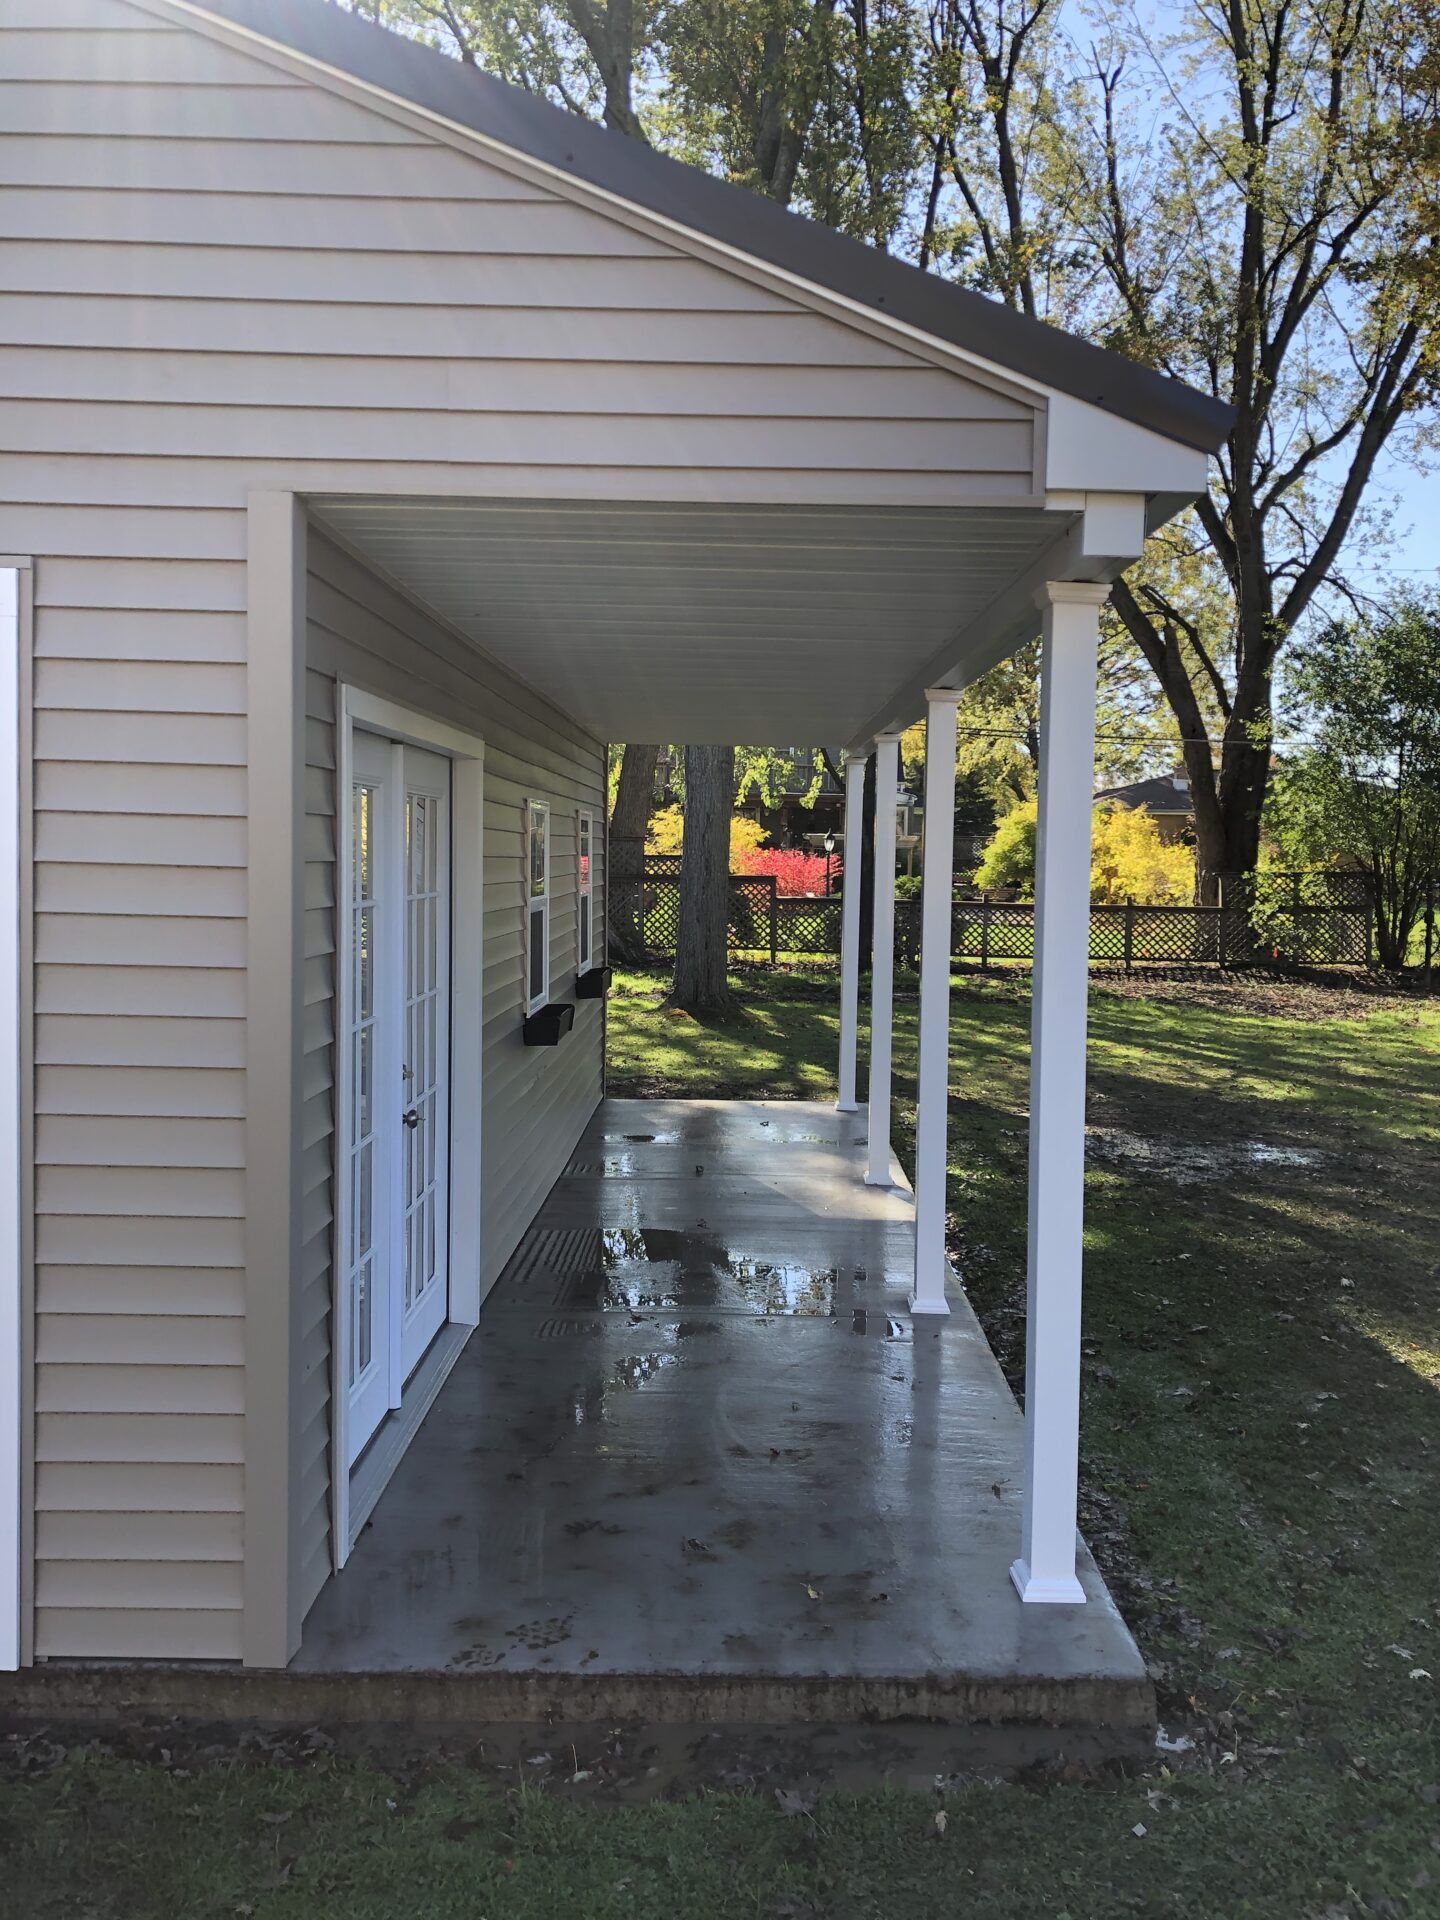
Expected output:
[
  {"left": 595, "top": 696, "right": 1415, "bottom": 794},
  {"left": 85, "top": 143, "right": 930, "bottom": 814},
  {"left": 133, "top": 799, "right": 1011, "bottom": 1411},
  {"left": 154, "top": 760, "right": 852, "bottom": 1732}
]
[
  {"left": 912, "top": 689, "right": 960, "bottom": 1314},
  {"left": 835, "top": 751, "right": 866, "bottom": 1114},
  {"left": 864, "top": 731, "right": 901, "bottom": 1188},
  {"left": 1011, "top": 581, "right": 1107, "bottom": 1606}
]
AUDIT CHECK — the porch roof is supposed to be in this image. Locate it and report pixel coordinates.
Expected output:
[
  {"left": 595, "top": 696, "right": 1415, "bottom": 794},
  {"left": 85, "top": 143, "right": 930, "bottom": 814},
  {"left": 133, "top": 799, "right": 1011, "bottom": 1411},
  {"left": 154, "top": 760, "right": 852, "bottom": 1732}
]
[{"left": 312, "top": 494, "right": 1130, "bottom": 749}]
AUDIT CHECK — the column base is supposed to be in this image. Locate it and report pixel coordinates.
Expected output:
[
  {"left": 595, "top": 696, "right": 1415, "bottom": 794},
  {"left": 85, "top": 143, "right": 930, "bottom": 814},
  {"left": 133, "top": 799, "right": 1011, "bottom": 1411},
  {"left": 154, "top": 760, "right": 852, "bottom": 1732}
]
[
  {"left": 1009, "top": 1557, "right": 1086, "bottom": 1605},
  {"left": 834, "top": 1100, "right": 860, "bottom": 1115},
  {"left": 908, "top": 1290, "right": 950, "bottom": 1316},
  {"left": 862, "top": 1167, "right": 893, "bottom": 1188}
]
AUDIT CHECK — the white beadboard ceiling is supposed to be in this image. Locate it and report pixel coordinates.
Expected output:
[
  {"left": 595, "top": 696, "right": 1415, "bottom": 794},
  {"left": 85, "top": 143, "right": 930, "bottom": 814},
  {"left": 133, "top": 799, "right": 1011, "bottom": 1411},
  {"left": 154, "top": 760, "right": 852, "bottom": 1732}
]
[{"left": 310, "top": 495, "right": 1075, "bottom": 746}]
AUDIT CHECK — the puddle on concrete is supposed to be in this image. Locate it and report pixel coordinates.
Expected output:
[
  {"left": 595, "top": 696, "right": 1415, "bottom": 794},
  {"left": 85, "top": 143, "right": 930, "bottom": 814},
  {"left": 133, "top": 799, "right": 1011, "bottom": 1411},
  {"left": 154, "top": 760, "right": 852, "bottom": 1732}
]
[
  {"left": 849, "top": 1309, "right": 906, "bottom": 1338},
  {"left": 570, "top": 1348, "right": 680, "bottom": 1425},
  {"left": 598, "top": 1228, "right": 691, "bottom": 1264},
  {"left": 596, "top": 1261, "right": 836, "bottom": 1316},
  {"left": 722, "top": 1258, "right": 836, "bottom": 1315},
  {"left": 558, "top": 1233, "right": 840, "bottom": 1315},
  {"left": 1086, "top": 1127, "right": 1324, "bottom": 1185}
]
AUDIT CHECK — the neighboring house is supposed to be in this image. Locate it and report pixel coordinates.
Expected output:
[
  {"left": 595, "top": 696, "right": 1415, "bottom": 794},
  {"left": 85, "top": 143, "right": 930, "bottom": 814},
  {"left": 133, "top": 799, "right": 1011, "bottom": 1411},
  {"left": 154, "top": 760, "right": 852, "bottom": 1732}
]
[
  {"left": 0, "top": 0, "right": 1228, "bottom": 1684},
  {"left": 750, "top": 750, "right": 845, "bottom": 850},
  {"left": 1094, "top": 772, "right": 1196, "bottom": 844}
]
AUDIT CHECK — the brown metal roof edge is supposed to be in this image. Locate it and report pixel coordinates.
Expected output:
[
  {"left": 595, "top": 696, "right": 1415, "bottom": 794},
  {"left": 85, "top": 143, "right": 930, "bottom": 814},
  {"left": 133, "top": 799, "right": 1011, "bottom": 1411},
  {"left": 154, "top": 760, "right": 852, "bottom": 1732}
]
[{"left": 169, "top": 0, "right": 1235, "bottom": 456}]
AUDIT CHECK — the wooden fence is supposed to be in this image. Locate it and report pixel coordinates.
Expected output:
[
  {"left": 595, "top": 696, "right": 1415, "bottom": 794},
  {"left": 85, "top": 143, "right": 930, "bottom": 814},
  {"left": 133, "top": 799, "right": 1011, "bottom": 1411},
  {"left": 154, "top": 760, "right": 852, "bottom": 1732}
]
[{"left": 613, "top": 869, "right": 1377, "bottom": 970}]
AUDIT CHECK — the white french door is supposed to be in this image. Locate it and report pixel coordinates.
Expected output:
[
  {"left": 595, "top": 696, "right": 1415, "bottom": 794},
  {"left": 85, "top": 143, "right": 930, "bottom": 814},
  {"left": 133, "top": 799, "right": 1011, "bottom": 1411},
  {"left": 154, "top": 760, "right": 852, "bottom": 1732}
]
[{"left": 344, "top": 730, "right": 452, "bottom": 1467}]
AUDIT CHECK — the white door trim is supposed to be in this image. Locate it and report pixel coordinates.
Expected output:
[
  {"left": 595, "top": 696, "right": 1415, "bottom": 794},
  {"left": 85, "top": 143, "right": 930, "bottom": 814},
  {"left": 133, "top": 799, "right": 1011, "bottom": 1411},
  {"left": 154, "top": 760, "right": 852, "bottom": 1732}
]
[
  {"left": 0, "top": 562, "right": 28, "bottom": 1673},
  {"left": 331, "top": 684, "right": 485, "bottom": 1569}
]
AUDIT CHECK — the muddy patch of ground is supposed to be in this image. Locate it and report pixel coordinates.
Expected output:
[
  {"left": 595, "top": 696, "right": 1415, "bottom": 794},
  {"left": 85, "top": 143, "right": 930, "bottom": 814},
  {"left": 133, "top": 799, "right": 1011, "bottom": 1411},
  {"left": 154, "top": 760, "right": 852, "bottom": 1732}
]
[{"left": 1084, "top": 1126, "right": 1326, "bottom": 1184}]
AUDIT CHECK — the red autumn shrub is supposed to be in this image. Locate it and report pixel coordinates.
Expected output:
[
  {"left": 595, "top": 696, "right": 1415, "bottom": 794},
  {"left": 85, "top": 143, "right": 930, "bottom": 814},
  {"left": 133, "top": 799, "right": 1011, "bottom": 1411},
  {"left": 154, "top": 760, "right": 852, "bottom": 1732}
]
[{"left": 734, "top": 847, "right": 836, "bottom": 896}]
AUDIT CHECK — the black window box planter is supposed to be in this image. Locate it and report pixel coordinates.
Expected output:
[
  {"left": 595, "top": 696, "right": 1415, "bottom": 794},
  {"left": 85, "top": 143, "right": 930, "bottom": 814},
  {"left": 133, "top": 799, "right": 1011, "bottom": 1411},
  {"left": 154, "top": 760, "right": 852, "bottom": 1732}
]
[
  {"left": 574, "top": 966, "right": 612, "bottom": 1000},
  {"left": 522, "top": 1001, "right": 575, "bottom": 1047}
]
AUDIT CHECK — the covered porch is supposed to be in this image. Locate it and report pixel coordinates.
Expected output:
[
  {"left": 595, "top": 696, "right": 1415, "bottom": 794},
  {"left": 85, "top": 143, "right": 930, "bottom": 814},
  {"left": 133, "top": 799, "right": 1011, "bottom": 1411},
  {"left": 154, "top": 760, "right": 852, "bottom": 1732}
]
[{"left": 295, "top": 1098, "right": 1148, "bottom": 1741}]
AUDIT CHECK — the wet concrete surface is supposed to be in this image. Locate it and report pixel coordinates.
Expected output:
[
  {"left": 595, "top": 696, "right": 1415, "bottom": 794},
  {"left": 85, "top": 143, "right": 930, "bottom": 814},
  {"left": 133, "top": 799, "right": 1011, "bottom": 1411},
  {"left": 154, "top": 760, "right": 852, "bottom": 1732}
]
[{"left": 294, "top": 1100, "right": 1149, "bottom": 1742}]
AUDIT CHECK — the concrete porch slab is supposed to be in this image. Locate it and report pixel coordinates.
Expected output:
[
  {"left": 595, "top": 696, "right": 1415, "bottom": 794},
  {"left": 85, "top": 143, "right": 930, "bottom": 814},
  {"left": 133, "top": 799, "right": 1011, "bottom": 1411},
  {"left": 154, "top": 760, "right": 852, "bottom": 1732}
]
[{"left": 286, "top": 1099, "right": 1150, "bottom": 1745}]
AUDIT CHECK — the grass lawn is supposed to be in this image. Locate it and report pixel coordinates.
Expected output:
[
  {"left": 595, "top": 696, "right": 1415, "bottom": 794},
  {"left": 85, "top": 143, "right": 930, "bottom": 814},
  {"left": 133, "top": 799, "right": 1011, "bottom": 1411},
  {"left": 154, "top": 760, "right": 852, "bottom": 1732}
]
[{"left": 5, "top": 965, "right": 1439, "bottom": 1918}]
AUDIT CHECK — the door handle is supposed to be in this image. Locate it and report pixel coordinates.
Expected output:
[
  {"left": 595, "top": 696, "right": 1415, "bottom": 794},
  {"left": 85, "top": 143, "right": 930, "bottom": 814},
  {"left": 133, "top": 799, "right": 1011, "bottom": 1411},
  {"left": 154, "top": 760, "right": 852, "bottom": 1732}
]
[{"left": 402, "top": 1107, "right": 420, "bottom": 1130}]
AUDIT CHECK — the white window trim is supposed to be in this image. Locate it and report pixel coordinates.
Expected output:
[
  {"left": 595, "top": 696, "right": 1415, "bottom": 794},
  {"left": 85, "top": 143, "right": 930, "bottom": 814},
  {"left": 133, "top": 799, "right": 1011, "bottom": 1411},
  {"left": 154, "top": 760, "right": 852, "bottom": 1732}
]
[
  {"left": 0, "top": 561, "right": 28, "bottom": 1673},
  {"left": 577, "top": 805, "right": 595, "bottom": 974},
  {"left": 525, "top": 798, "right": 551, "bottom": 1013},
  {"left": 331, "top": 685, "right": 485, "bottom": 1569}
]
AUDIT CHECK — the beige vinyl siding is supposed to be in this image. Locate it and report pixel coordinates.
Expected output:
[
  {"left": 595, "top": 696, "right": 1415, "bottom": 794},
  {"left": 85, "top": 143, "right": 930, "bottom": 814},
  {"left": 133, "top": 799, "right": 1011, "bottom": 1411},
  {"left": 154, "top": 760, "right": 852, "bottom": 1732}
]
[
  {"left": 29, "top": 523, "right": 246, "bottom": 1661},
  {"left": 303, "top": 528, "right": 605, "bottom": 1603},
  {"left": 0, "top": 0, "right": 1038, "bottom": 1662}
]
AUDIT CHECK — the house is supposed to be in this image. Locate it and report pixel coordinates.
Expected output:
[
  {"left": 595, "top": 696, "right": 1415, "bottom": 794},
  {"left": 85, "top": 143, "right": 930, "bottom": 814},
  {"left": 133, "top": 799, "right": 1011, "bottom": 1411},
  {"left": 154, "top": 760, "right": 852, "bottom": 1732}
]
[
  {"left": 739, "top": 750, "right": 846, "bottom": 849},
  {"left": 1094, "top": 772, "right": 1195, "bottom": 843},
  {"left": 0, "top": 0, "right": 1231, "bottom": 1716}
]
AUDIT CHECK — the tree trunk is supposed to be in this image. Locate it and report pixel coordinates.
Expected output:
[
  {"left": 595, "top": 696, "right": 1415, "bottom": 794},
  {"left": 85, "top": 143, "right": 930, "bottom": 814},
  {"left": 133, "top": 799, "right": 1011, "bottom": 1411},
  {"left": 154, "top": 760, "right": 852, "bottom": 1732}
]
[
  {"left": 564, "top": 0, "right": 648, "bottom": 141},
  {"left": 1189, "top": 707, "right": 1272, "bottom": 904},
  {"left": 669, "top": 744, "right": 734, "bottom": 1016},
  {"left": 608, "top": 742, "right": 660, "bottom": 964}
]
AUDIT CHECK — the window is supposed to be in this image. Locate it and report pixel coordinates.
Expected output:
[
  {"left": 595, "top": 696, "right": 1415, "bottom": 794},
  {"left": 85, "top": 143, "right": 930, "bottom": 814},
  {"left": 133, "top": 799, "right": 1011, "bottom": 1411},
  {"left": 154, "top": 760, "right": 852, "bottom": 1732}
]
[
  {"left": 525, "top": 799, "right": 549, "bottom": 1013},
  {"left": 577, "top": 808, "right": 594, "bottom": 972}
]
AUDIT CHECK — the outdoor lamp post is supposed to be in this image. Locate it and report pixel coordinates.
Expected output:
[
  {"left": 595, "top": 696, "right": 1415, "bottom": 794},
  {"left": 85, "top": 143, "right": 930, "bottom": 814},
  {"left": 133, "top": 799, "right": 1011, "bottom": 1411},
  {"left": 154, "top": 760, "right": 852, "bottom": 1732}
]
[{"left": 823, "top": 827, "right": 836, "bottom": 896}]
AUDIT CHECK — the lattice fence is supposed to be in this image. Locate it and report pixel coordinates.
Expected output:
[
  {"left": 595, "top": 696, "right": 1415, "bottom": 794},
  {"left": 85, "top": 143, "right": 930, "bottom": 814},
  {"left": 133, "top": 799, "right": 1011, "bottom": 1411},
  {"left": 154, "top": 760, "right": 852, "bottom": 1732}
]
[
  {"left": 775, "top": 896, "right": 845, "bottom": 956},
  {"left": 614, "top": 868, "right": 1377, "bottom": 970}
]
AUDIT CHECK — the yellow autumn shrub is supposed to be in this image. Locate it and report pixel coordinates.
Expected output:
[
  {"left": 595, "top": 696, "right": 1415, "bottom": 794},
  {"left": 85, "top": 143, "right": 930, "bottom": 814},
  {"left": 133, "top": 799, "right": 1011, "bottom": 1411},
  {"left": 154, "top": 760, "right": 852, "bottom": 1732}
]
[
  {"left": 974, "top": 798, "right": 1194, "bottom": 903},
  {"left": 646, "top": 806, "right": 770, "bottom": 866},
  {"left": 1090, "top": 803, "right": 1195, "bottom": 904}
]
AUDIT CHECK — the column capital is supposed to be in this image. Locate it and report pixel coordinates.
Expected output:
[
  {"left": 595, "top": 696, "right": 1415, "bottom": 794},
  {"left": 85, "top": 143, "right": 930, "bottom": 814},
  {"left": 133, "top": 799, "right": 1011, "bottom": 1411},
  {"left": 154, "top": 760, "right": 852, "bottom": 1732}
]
[
  {"left": 874, "top": 728, "right": 905, "bottom": 744},
  {"left": 923, "top": 685, "right": 964, "bottom": 707},
  {"left": 842, "top": 748, "right": 869, "bottom": 767},
  {"left": 1035, "top": 580, "right": 1112, "bottom": 611}
]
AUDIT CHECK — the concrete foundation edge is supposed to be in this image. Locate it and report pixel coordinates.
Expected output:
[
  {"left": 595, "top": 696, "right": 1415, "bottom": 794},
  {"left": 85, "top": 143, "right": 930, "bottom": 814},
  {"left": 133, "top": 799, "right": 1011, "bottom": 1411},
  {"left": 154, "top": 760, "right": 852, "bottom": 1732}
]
[{"left": 1, "top": 1664, "right": 1155, "bottom": 1743}]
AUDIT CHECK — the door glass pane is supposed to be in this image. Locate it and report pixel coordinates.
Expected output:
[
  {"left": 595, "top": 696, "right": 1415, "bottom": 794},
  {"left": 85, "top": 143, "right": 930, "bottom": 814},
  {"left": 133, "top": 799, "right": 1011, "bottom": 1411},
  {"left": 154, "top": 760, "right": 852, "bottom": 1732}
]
[
  {"left": 403, "top": 784, "right": 445, "bottom": 1321},
  {"left": 348, "top": 781, "right": 380, "bottom": 1393},
  {"left": 356, "top": 1258, "right": 372, "bottom": 1377}
]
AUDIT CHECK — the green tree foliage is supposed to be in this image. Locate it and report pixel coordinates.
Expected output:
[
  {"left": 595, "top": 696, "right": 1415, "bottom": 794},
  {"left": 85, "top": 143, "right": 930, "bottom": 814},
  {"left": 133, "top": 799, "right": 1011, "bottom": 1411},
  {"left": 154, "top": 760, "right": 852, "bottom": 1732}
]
[
  {"left": 337, "top": 0, "right": 663, "bottom": 135},
  {"left": 661, "top": 0, "right": 918, "bottom": 235},
  {"left": 973, "top": 798, "right": 1037, "bottom": 891},
  {"left": 1269, "top": 590, "right": 1440, "bottom": 968}
]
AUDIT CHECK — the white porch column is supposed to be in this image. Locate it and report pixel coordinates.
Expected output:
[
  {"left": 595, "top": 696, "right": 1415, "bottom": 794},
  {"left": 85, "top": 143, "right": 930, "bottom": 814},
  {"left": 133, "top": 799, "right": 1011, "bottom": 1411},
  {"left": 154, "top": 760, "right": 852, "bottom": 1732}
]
[
  {"left": 835, "top": 751, "right": 866, "bottom": 1114},
  {"left": 912, "top": 689, "right": 960, "bottom": 1314},
  {"left": 865, "top": 731, "right": 901, "bottom": 1187},
  {"left": 1011, "top": 582, "right": 1107, "bottom": 1606}
]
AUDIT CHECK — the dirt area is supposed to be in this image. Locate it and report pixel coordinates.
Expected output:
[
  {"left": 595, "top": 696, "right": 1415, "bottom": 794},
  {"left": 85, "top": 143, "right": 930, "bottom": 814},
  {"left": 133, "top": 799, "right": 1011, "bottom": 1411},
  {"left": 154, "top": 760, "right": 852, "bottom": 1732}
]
[{"left": 1089, "top": 967, "right": 1428, "bottom": 1019}]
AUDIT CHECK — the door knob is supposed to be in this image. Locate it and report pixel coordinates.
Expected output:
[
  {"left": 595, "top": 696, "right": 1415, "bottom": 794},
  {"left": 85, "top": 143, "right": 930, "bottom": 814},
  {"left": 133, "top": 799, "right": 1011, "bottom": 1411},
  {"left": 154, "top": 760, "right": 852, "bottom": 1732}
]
[{"left": 402, "top": 1107, "right": 419, "bottom": 1130}]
